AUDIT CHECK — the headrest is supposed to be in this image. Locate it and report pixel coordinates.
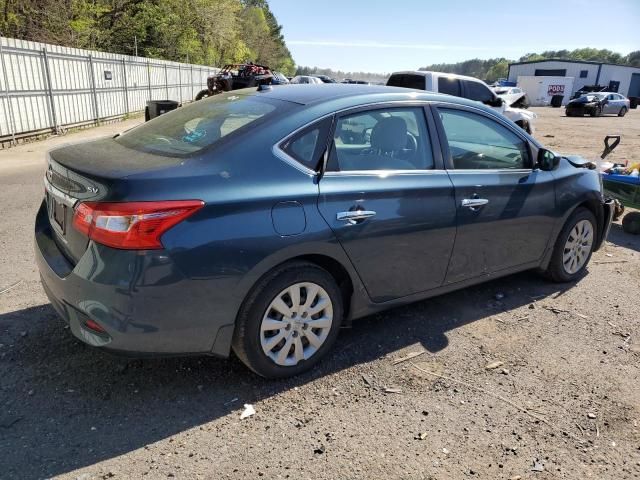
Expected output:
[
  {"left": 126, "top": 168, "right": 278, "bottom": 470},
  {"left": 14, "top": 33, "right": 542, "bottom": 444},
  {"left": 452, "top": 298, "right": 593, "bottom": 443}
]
[{"left": 370, "top": 117, "right": 407, "bottom": 153}]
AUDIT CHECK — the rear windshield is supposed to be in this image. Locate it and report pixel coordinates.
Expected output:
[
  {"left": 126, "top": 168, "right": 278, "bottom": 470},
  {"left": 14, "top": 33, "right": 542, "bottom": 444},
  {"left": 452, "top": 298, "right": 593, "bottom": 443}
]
[
  {"left": 387, "top": 74, "right": 425, "bottom": 90},
  {"left": 116, "top": 94, "right": 288, "bottom": 157}
]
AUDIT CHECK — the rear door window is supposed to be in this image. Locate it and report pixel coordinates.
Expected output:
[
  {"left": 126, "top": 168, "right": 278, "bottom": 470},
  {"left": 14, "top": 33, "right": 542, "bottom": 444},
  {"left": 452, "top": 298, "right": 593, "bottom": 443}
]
[
  {"left": 116, "top": 94, "right": 288, "bottom": 157},
  {"left": 462, "top": 80, "right": 495, "bottom": 104},
  {"left": 387, "top": 74, "right": 426, "bottom": 90},
  {"left": 437, "top": 77, "right": 461, "bottom": 97}
]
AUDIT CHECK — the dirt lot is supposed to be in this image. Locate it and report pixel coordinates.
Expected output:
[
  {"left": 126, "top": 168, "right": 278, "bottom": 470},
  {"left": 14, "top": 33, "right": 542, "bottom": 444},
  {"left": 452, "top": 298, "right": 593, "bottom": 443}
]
[{"left": 1, "top": 108, "right": 639, "bottom": 480}]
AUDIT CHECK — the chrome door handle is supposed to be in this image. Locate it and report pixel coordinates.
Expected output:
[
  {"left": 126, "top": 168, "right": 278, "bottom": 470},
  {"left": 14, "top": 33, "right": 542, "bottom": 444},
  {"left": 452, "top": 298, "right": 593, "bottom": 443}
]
[
  {"left": 336, "top": 210, "right": 376, "bottom": 224},
  {"left": 461, "top": 198, "right": 489, "bottom": 211}
]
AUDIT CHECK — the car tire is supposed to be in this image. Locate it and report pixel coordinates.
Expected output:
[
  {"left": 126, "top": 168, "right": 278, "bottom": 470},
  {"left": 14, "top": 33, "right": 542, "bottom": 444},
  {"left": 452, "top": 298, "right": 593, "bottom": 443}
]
[
  {"left": 618, "top": 107, "right": 628, "bottom": 117},
  {"left": 590, "top": 106, "right": 602, "bottom": 117},
  {"left": 543, "top": 207, "right": 597, "bottom": 282},
  {"left": 515, "top": 120, "right": 531, "bottom": 134},
  {"left": 195, "top": 89, "right": 209, "bottom": 101},
  {"left": 232, "top": 261, "right": 343, "bottom": 378},
  {"left": 622, "top": 211, "right": 640, "bottom": 235}
]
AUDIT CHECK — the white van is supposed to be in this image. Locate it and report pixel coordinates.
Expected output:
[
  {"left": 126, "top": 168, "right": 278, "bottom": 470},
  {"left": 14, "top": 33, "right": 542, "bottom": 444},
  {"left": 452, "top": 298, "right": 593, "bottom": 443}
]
[{"left": 387, "top": 71, "right": 537, "bottom": 134}]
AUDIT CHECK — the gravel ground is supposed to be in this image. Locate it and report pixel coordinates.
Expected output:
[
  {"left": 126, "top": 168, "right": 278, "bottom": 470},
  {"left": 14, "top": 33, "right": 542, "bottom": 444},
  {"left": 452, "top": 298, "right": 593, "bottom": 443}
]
[{"left": 1, "top": 108, "right": 639, "bottom": 480}]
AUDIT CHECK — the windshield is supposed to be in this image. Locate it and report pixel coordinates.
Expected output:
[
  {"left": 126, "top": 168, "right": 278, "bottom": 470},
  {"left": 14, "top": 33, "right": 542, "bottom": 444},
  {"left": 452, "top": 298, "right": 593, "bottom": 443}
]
[{"left": 116, "top": 94, "right": 287, "bottom": 157}]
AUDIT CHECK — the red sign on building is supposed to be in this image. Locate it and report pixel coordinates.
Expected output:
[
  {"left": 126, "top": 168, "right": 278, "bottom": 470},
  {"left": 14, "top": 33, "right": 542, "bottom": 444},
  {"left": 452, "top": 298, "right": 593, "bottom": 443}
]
[{"left": 548, "top": 84, "right": 565, "bottom": 95}]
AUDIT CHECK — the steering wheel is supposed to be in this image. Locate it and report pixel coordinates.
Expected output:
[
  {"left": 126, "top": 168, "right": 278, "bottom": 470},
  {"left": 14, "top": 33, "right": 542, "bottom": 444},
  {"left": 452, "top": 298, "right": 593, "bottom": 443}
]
[{"left": 400, "top": 132, "right": 418, "bottom": 159}]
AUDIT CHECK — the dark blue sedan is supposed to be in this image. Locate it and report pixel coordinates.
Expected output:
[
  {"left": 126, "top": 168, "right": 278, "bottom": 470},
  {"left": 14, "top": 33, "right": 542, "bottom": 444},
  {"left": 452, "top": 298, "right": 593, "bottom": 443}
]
[{"left": 35, "top": 85, "right": 614, "bottom": 378}]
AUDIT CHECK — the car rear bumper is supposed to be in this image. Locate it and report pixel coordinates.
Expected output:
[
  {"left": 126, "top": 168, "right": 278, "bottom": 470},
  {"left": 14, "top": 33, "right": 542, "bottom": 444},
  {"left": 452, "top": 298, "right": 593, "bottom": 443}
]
[{"left": 34, "top": 200, "right": 232, "bottom": 357}]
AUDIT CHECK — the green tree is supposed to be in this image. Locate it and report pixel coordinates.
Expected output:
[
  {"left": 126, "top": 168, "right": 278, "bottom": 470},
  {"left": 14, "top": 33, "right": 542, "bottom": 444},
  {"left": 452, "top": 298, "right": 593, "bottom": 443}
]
[{"left": 0, "top": 0, "right": 296, "bottom": 71}]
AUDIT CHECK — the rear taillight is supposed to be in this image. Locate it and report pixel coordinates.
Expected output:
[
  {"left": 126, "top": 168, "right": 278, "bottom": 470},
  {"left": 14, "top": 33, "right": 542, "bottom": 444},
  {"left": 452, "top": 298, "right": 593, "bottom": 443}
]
[{"left": 72, "top": 200, "right": 204, "bottom": 250}]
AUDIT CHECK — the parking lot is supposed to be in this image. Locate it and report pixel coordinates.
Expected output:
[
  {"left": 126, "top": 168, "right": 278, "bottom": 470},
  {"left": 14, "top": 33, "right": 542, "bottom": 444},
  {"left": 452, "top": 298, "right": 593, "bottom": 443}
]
[{"left": 1, "top": 108, "right": 639, "bottom": 479}]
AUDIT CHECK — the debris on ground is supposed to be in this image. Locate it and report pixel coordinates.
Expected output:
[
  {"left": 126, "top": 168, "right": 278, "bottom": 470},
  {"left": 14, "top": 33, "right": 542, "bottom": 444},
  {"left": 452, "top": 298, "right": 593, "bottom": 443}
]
[
  {"left": 587, "top": 412, "right": 597, "bottom": 419},
  {"left": 240, "top": 404, "right": 255, "bottom": 420},
  {"left": 531, "top": 459, "right": 545, "bottom": 472},
  {"left": 313, "top": 444, "right": 326, "bottom": 455},
  {"left": 485, "top": 361, "right": 504, "bottom": 370},
  {"left": 414, "top": 432, "right": 428, "bottom": 440},
  {"left": 0, "top": 279, "right": 23, "bottom": 295},
  {"left": 384, "top": 387, "right": 402, "bottom": 394},
  {"left": 362, "top": 374, "right": 374, "bottom": 387},
  {"left": 391, "top": 350, "right": 426, "bottom": 365}
]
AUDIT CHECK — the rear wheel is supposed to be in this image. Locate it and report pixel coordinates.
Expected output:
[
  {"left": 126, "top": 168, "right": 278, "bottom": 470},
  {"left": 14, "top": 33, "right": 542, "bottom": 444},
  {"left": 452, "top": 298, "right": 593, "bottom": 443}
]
[
  {"left": 618, "top": 107, "right": 628, "bottom": 117},
  {"left": 232, "top": 262, "right": 343, "bottom": 378},
  {"left": 622, "top": 212, "right": 640, "bottom": 234},
  {"left": 543, "top": 208, "right": 596, "bottom": 282},
  {"left": 195, "top": 89, "right": 210, "bottom": 101}
]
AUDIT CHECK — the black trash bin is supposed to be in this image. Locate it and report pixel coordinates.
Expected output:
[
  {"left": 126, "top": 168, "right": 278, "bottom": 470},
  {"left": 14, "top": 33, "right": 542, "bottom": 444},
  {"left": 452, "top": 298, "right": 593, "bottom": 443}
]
[
  {"left": 145, "top": 100, "right": 180, "bottom": 121},
  {"left": 550, "top": 95, "right": 564, "bottom": 108},
  {"left": 630, "top": 97, "right": 639, "bottom": 109}
]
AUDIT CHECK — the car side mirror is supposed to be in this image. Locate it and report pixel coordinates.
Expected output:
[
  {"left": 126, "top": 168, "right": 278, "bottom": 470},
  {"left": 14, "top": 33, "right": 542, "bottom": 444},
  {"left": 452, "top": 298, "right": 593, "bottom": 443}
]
[{"left": 537, "top": 148, "right": 560, "bottom": 171}]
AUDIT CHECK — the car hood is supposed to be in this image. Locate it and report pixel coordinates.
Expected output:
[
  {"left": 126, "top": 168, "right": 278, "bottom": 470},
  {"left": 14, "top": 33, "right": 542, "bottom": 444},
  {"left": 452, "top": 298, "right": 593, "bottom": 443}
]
[{"left": 503, "top": 105, "right": 537, "bottom": 120}]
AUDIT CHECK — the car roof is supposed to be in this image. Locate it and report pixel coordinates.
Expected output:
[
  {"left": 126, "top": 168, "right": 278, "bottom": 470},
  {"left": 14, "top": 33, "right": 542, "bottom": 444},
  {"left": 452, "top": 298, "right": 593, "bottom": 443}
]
[
  {"left": 249, "top": 83, "right": 482, "bottom": 107},
  {"left": 390, "top": 70, "right": 488, "bottom": 84}
]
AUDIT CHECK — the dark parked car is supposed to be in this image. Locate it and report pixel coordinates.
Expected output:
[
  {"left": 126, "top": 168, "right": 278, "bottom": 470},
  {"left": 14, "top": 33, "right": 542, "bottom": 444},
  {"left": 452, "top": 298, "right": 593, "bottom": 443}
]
[
  {"left": 570, "top": 84, "right": 607, "bottom": 100},
  {"left": 36, "top": 85, "right": 613, "bottom": 378},
  {"left": 313, "top": 75, "right": 336, "bottom": 84},
  {"left": 565, "top": 92, "right": 630, "bottom": 117}
]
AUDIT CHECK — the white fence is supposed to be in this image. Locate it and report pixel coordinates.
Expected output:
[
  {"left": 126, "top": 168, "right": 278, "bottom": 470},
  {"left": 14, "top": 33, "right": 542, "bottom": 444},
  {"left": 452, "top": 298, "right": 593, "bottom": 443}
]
[{"left": 0, "top": 37, "right": 219, "bottom": 143}]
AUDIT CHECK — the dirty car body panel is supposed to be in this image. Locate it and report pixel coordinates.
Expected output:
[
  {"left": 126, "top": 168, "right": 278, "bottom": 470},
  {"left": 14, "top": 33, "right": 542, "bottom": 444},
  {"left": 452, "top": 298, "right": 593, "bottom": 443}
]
[{"left": 35, "top": 85, "right": 613, "bottom": 360}]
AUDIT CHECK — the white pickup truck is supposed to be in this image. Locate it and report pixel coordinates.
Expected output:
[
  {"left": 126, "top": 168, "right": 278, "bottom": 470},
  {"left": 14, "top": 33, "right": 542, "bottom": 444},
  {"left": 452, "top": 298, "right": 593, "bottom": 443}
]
[{"left": 387, "top": 71, "right": 537, "bottom": 134}]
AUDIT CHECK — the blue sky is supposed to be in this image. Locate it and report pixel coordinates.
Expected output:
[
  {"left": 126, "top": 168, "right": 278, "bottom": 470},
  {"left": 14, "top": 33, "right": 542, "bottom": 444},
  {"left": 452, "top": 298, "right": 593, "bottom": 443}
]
[{"left": 269, "top": 0, "right": 639, "bottom": 73}]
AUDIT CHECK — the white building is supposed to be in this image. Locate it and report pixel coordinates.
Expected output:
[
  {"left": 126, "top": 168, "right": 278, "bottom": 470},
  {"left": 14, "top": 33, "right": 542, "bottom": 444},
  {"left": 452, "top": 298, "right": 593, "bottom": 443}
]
[{"left": 508, "top": 59, "right": 640, "bottom": 99}]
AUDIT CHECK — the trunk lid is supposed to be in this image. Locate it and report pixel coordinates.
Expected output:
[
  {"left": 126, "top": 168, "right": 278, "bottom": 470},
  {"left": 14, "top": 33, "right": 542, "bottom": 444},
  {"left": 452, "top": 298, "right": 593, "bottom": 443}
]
[{"left": 44, "top": 137, "right": 186, "bottom": 264}]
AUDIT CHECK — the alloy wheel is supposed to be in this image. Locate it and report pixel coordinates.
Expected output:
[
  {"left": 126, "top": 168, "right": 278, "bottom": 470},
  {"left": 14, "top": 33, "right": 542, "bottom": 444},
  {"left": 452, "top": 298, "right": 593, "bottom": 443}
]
[
  {"left": 260, "top": 282, "right": 333, "bottom": 366},
  {"left": 562, "top": 219, "right": 594, "bottom": 274}
]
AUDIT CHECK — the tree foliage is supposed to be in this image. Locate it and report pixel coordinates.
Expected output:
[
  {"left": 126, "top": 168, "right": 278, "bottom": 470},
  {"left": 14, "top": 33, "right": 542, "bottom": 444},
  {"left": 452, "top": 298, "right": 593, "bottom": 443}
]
[
  {"left": 295, "top": 66, "right": 388, "bottom": 84},
  {"left": 0, "top": 0, "right": 296, "bottom": 74}
]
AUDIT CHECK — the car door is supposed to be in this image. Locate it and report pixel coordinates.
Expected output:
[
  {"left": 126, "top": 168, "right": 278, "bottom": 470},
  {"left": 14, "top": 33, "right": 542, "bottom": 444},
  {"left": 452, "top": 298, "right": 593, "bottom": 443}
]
[
  {"left": 605, "top": 94, "right": 618, "bottom": 114},
  {"left": 317, "top": 105, "right": 457, "bottom": 302},
  {"left": 432, "top": 105, "right": 557, "bottom": 284}
]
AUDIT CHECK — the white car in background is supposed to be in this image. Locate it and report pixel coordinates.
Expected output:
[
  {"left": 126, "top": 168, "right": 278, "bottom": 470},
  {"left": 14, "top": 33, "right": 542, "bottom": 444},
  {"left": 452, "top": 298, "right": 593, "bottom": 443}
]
[
  {"left": 290, "top": 75, "right": 323, "bottom": 84},
  {"left": 387, "top": 71, "right": 537, "bottom": 134},
  {"left": 492, "top": 86, "right": 530, "bottom": 109}
]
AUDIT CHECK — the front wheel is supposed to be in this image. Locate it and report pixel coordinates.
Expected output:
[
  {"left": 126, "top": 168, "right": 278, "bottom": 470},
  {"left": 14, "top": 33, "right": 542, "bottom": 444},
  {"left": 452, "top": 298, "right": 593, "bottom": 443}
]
[
  {"left": 542, "top": 208, "right": 597, "bottom": 282},
  {"left": 232, "top": 262, "right": 343, "bottom": 378},
  {"left": 590, "top": 105, "right": 602, "bottom": 117}
]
